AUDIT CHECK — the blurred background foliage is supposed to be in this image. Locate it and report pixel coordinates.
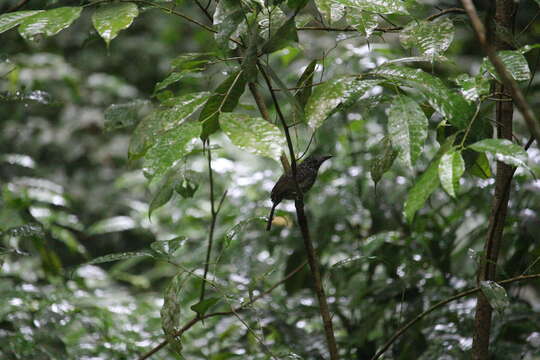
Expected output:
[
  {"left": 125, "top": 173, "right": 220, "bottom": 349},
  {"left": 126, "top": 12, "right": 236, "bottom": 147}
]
[{"left": 1, "top": 0, "right": 540, "bottom": 359}]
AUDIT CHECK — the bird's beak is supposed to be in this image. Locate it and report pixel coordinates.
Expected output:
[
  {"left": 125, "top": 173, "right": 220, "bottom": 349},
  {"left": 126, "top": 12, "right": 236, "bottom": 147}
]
[{"left": 323, "top": 155, "right": 333, "bottom": 162}]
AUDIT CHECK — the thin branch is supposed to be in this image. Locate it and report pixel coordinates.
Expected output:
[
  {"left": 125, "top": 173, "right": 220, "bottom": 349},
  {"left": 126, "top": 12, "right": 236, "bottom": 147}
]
[
  {"left": 199, "top": 145, "right": 224, "bottom": 305},
  {"left": 370, "top": 273, "right": 540, "bottom": 360},
  {"left": 460, "top": 0, "right": 540, "bottom": 145},
  {"left": 258, "top": 61, "right": 339, "bottom": 360},
  {"left": 138, "top": 261, "right": 308, "bottom": 360}
]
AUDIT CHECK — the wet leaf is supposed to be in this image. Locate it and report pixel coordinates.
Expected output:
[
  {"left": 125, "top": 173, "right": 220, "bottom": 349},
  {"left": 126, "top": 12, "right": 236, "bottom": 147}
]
[{"left": 92, "top": 2, "right": 139, "bottom": 46}]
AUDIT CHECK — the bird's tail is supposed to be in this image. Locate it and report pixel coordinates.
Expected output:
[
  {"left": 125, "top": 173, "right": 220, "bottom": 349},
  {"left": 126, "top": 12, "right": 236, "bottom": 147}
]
[{"left": 266, "top": 203, "right": 277, "bottom": 231}]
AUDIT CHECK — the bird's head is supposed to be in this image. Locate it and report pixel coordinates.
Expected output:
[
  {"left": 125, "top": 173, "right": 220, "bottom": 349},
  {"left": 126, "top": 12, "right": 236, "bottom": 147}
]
[{"left": 302, "top": 154, "right": 333, "bottom": 169}]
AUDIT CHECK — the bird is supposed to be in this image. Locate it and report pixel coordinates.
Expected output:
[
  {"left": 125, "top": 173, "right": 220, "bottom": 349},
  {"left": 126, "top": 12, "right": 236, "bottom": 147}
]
[{"left": 266, "top": 154, "right": 332, "bottom": 231}]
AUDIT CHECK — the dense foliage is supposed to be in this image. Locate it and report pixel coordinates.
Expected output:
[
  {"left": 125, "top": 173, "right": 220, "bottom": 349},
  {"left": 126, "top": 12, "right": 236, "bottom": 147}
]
[{"left": 1, "top": 0, "right": 540, "bottom": 359}]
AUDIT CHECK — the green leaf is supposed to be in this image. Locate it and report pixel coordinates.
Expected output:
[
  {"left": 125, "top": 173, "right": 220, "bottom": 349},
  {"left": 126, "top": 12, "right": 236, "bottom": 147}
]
[
  {"left": 335, "top": 0, "right": 409, "bottom": 15},
  {"left": 161, "top": 272, "right": 185, "bottom": 355},
  {"left": 143, "top": 121, "right": 201, "bottom": 180},
  {"left": 87, "top": 216, "right": 136, "bottom": 235},
  {"left": 149, "top": 171, "right": 176, "bottom": 218},
  {"left": 129, "top": 92, "right": 209, "bottom": 160},
  {"left": 241, "top": 23, "right": 260, "bottom": 82},
  {"left": 213, "top": 0, "right": 244, "bottom": 48},
  {"left": 400, "top": 18, "right": 454, "bottom": 57},
  {"left": 221, "top": 113, "right": 285, "bottom": 161},
  {"left": 263, "top": 63, "right": 305, "bottom": 120},
  {"left": 170, "top": 52, "right": 214, "bottom": 72},
  {"left": 306, "top": 77, "right": 379, "bottom": 129},
  {"left": 404, "top": 134, "right": 457, "bottom": 222},
  {"left": 438, "top": 150, "right": 465, "bottom": 198},
  {"left": 104, "top": 100, "right": 152, "bottom": 132},
  {"left": 92, "top": 3, "right": 138, "bottom": 46},
  {"left": 262, "top": 17, "right": 298, "bottom": 54},
  {"left": 225, "top": 217, "right": 266, "bottom": 247},
  {"left": 480, "top": 280, "right": 509, "bottom": 313},
  {"left": 153, "top": 72, "right": 186, "bottom": 94},
  {"left": 387, "top": 95, "right": 428, "bottom": 168},
  {"left": 174, "top": 170, "right": 201, "bottom": 198},
  {"left": 288, "top": 0, "right": 310, "bottom": 11},
  {"left": 468, "top": 139, "right": 528, "bottom": 168},
  {"left": 455, "top": 74, "right": 490, "bottom": 102},
  {"left": 150, "top": 236, "right": 186, "bottom": 257},
  {"left": 0, "top": 10, "right": 43, "bottom": 34},
  {"left": 18, "top": 7, "right": 82, "bottom": 40},
  {"left": 481, "top": 50, "right": 531, "bottom": 82},
  {"left": 191, "top": 297, "right": 220, "bottom": 317},
  {"left": 295, "top": 59, "right": 318, "bottom": 110},
  {"left": 3, "top": 223, "right": 45, "bottom": 239},
  {"left": 345, "top": 7, "right": 378, "bottom": 37},
  {"left": 88, "top": 251, "right": 153, "bottom": 264},
  {"left": 370, "top": 137, "right": 399, "bottom": 187},
  {"left": 198, "top": 71, "right": 247, "bottom": 140},
  {"left": 469, "top": 152, "right": 492, "bottom": 179},
  {"left": 372, "top": 65, "right": 474, "bottom": 129},
  {"left": 315, "top": 0, "right": 345, "bottom": 23}
]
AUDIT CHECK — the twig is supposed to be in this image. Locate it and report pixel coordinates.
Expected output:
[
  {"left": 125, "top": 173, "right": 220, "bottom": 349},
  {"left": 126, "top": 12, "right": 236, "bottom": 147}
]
[
  {"left": 258, "top": 61, "right": 339, "bottom": 360},
  {"left": 370, "top": 273, "right": 540, "bottom": 360},
  {"left": 199, "top": 145, "right": 225, "bottom": 305},
  {"left": 460, "top": 0, "right": 540, "bottom": 145},
  {"left": 138, "top": 260, "right": 308, "bottom": 360}
]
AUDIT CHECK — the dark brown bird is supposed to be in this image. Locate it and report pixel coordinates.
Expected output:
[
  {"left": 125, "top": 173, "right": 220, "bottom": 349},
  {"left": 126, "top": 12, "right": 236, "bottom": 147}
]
[{"left": 266, "top": 154, "right": 332, "bottom": 231}]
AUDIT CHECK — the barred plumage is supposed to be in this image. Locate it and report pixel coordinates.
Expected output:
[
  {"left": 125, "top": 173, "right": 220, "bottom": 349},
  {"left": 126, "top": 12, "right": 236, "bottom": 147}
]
[{"left": 266, "top": 154, "right": 332, "bottom": 231}]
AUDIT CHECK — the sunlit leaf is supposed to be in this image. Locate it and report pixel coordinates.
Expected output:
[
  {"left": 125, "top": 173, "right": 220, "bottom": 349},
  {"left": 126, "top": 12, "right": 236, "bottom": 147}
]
[
  {"left": 18, "top": 7, "right": 82, "bottom": 40},
  {"left": 335, "top": 0, "right": 409, "bottom": 15},
  {"left": 315, "top": 0, "right": 345, "bottom": 23},
  {"left": 150, "top": 237, "right": 186, "bottom": 257},
  {"left": 372, "top": 65, "right": 474, "bottom": 129},
  {"left": 198, "top": 71, "right": 246, "bottom": 139},
  {"left": 455, "top": 74, "right": 490, "bottom": 102},
  {"left": 481, "top": 50, "right": 531, "bottom": 82},
  {"left": 306, "top": 77, "right": 378, "bottom": 129},
  {"left": 404, "top": 134, "right": 457, "bottom": 222},
  {"left": 143, "top": 121, "right": 201, "bottom": 180},
  {"left": 213, "top": 0, "right": 244, "bottom": 49},
  {"left": 387, "top": 95, "right": 428, "bottom": 168},
  {"left": 104, "top": 99, "right": 152, "bottom": 132},
  {"left": 468, "top": 139, "right": 528, "bottom": 169},
  {"left": 87, "top": 216, "right": 136, "bottom": 235},
  {"left": 161, "top": 272, "right": 185, "bottom": 355},
  {"left": 221, "top": 113, "right": 285, "bottom": 161},
  {"left": 400, "top": 18, "right": 454, "bottom": 57},
  {"left": 480, "top": 280, "right": 509, "bottom": 313},
  {"left": 92, "top": 3, "right": 138, "bottom": 46},
  {"left": 3, "top": 223, "right": 45, "bottom": 239},
  {"left": 438, "top": 149, "right": 465, "bottom": 198},
  {"left": 345, "top": 7, "right": 378, "bottom": 37},
  {"left": 129, "top": 92, "right": 209, "bottom": 160},
  {"left": 88, "top": 251, "right": 153, "bottom": 264},
  {"left": 0, "top": 10, "right": 43, "bottom": 34}
]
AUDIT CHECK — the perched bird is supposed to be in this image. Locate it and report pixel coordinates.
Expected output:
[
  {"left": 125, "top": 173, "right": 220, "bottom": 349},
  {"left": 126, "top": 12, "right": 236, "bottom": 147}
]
[{"left": 266, "top": 154, "right": 332, "bottom": 231}]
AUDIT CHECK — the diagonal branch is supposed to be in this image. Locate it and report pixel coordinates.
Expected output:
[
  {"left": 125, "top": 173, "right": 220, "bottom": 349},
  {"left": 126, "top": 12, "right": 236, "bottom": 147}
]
[
  {"left": 138, "top": 260, "right": 308, "bottom": 360},
  {"left": 370, "top": 273, "right": 540, "bottom": 360},
  {"left": 460, "top": 0, "right": 540, "bottom": 144}
]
